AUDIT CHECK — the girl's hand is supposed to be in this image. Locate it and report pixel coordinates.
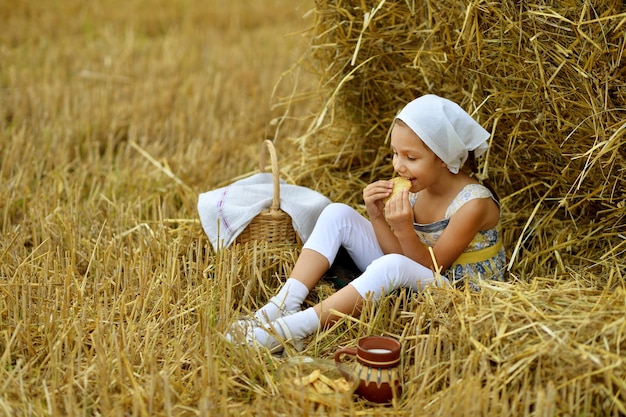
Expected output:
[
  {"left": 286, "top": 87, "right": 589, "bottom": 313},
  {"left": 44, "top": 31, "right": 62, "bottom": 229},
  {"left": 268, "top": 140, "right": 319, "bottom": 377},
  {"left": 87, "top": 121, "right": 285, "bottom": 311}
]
[
  {"left": 363, "top": 180, "right": 393, "bottom": 220},
  {"left": 384, "top": 189, "right": 414, "bottom": 233}
]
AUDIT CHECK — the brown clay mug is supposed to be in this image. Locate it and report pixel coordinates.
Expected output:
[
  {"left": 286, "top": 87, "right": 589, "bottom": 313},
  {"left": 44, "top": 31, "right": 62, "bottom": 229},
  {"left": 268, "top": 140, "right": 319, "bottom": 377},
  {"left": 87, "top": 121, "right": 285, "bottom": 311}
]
[{"left": 334, "top": 335, "right": 402, "bottom": 403}]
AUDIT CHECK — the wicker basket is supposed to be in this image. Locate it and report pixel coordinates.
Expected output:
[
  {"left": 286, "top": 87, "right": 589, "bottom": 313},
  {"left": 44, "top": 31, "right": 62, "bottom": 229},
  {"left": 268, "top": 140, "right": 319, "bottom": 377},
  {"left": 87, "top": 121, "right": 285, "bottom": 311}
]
[{"left": 235, "top": 140, "right": 298, "bottom": 245}]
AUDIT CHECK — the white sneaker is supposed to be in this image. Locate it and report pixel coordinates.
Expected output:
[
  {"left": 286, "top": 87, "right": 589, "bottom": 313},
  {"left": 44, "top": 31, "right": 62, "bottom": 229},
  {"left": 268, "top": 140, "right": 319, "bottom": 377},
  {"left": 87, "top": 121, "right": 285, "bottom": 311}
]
[
  {"left": 257, "top": 298, "right": 302, "bottom": 324},
  {"left": 225, "top": 316, "right": 303, "bottom": 354}
]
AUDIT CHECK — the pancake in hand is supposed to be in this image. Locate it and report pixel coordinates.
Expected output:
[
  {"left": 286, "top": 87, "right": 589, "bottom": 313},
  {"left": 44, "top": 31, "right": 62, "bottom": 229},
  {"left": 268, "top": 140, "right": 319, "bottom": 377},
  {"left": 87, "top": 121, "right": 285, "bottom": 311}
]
[{"left": 384, "top": 177, "right": 411, "bottom": 205}]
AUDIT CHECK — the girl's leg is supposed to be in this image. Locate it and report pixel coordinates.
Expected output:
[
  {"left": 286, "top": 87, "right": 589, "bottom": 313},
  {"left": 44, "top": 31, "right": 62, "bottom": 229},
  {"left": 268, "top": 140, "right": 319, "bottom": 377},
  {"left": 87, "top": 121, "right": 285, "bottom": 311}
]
[
  {"left": 302, "top": 203, "right": 384, "bottom": 274},
  {"left": 250, "top": 203, "right": 382, "bottom": 323},
  {"left": 288, "top": 249, "right": 331, "bottom": 291},
  {"left": 349, "top": 253, "right": 448, "bottom": 300},
  {"left": 248, "top": 254, "right": 447, "bottom": 349},
  {"left": 246, "top": 285, "right": 363, "bottom": 350},
  {"left": 311, "top": 253, "right": 447, "bottom": 327}
]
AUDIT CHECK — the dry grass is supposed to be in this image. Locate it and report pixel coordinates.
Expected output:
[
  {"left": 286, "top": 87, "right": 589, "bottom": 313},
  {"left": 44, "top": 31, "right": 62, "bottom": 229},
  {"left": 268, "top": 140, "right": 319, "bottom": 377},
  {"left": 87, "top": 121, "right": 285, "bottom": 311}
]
[{"left": 1, "top": 0, "right": 626, "bottom": 416}]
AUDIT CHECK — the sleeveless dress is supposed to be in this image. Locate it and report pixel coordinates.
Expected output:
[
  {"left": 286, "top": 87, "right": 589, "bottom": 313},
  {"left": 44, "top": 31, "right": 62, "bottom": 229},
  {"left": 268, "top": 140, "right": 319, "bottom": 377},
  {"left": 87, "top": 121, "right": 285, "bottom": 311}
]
[{"left": 409, "top": 183, "right": 507, "bottom": 283}]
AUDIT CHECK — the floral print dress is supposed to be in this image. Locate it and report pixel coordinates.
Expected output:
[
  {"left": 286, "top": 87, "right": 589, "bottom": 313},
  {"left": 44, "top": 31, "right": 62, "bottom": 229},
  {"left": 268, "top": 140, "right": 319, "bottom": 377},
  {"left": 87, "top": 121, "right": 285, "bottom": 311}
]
[{"left": 410, "top": 183, "right": 507, "bottom": 283}]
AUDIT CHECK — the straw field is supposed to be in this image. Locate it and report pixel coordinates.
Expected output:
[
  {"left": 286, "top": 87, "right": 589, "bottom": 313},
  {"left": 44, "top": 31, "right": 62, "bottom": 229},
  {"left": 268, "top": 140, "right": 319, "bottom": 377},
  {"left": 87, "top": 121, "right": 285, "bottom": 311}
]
[{"left": 1, "top": 0, "right": 625, "bottom": 416}]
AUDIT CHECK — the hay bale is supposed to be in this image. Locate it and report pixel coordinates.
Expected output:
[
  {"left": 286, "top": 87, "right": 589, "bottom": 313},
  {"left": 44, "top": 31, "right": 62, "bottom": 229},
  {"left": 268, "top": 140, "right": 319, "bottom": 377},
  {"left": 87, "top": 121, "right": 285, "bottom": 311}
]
[{"left": 284, "top": 0, "right": 626, "bottom": 279}]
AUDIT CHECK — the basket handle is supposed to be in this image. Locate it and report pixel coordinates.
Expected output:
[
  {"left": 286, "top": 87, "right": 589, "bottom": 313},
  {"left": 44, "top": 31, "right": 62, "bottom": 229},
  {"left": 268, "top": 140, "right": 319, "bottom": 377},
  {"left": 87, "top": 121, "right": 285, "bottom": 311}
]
[{"left": 258, "top": 139, "right": 281, "bottom": 211}]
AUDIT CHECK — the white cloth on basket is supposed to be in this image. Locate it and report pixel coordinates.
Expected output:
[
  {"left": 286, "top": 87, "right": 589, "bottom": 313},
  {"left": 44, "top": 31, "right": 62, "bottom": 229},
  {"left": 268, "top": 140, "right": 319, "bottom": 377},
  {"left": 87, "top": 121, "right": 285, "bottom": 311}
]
[{"left": 198, "top": 173, "right": 331, "bottom": 250}]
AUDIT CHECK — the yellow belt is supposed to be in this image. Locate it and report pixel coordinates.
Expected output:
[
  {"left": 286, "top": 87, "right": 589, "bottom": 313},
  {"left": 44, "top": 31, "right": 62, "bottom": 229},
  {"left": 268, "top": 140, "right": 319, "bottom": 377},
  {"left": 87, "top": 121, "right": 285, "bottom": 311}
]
[{"left": 452, "top": 240, "right": 503, "bottom": 267}]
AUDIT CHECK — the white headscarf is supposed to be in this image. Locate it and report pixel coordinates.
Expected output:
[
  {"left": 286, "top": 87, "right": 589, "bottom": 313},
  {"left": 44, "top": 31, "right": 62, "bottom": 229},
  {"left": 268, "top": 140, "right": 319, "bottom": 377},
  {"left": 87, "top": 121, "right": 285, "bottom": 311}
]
[{"left": 395, "top": 95, "right": 490, "bottom": 174}]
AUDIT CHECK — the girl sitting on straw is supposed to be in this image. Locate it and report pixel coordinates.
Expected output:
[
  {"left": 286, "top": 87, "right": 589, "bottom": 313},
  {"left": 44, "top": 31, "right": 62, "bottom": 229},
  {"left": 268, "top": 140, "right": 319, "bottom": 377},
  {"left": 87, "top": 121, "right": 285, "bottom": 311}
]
[{"left": 226, "top": 94, "right": 507, "bottom": 352}]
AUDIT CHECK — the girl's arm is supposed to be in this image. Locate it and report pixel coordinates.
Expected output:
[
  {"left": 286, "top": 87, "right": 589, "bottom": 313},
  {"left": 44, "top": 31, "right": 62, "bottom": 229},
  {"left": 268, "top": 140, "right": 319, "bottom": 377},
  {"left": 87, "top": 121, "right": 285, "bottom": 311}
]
[
  {"left": 363, "top": 180, "right": 403, "bottom": 254},
  {"left": 371, "top": 216, "right": 403, "bottom": 254},
  {"left": 386, "top": 192, "right": 499, "bottom": 270}
]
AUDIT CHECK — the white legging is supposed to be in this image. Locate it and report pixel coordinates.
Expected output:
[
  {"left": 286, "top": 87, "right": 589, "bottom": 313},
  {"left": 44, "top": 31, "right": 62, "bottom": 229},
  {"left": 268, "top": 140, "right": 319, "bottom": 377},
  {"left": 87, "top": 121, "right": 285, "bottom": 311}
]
[{"left": 303, "top": 203, "right": 448, "bottom": 300}]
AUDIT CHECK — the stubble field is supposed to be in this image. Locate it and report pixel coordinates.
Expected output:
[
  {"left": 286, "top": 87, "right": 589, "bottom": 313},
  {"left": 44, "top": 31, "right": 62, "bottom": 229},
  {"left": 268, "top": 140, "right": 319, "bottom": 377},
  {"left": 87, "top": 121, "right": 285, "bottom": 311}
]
[{"left": 2, "top": 1, "right": 626, "bottom": 416}]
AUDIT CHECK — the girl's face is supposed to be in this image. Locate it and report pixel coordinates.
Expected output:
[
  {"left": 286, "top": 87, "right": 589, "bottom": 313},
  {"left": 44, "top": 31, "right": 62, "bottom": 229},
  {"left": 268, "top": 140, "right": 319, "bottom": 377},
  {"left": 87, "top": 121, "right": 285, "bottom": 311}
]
[{"left": 390, "top": 122, "right": 446, "bottom": 193}]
